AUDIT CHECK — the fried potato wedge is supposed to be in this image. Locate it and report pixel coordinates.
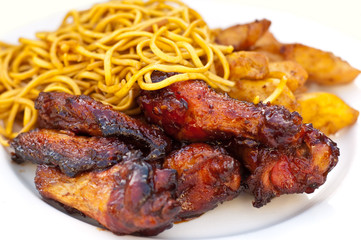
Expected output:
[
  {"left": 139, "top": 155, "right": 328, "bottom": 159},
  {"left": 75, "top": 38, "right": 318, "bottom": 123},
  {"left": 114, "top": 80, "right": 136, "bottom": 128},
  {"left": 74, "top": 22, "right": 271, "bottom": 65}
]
[
  {"left": 251, "top": 31, "right": 284, "bottom": 62},
  {"left": 269, "top": 61, "right": 308, "bottom": 92},
  {"left": 223, "top": 51, "right": 269, "bottom": 80},
  {"left": 229, "top": 78, "right": 298, "bottom": 111},
  {"left": 215, "top": 19, "right": 271, "bottom": 51},
  {"left": 296, "top": 92, "right": 359, "bottom": 135},
  {"left": 281, "top": 44, "right": 360, "bottom": 85}
]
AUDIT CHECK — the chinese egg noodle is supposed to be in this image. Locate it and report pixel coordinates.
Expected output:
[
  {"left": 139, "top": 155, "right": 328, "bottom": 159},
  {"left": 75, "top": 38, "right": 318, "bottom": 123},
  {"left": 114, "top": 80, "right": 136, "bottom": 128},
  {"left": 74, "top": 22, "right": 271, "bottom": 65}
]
[{"left": 0, "top": 0, "right": 289, "bottom": 146}]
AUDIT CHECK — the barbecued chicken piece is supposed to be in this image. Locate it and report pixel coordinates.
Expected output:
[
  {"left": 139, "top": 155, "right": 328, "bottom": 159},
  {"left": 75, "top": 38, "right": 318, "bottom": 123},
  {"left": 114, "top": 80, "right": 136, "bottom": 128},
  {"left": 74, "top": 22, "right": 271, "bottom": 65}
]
[
  {"left": 10, "top": 128, "right": 139, "bottom": 177},
  {"left": 230, "top": 124, "right": 339, "bottom": 207},
  {"left": 35, "top": 160, "right": 180, "bottom": 236},
  {"left": 138, "top": 75, "right": 303, "bottom": 148},
  {"left": 163, "top": 143, "right": 242, "bottom": 220},
  {"left": 35, "top": 92, "right": 171, "bottom": 161}
]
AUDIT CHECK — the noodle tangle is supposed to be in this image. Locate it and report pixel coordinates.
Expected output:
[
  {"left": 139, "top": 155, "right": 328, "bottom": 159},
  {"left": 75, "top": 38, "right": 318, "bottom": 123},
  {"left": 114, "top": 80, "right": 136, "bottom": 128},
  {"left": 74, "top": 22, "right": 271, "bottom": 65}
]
[{"left": 0, "top": 0, "right": 234, "bottom": 146}]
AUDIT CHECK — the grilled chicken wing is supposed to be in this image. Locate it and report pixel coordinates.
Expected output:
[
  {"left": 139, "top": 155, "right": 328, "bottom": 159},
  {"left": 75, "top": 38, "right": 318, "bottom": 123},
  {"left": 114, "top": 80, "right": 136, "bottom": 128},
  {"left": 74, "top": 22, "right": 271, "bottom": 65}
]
[
  {"left": 35, "top": 92, "right": 171, "bottom": 161},
  {"left": 35, "top": 160, "right": 180, "bottom": 236},
  {"left": 230, "top": 124, "right": 339, "bottom": 207},
  {"left": 163, "top": 143, "right": 242, "bottom": 220},
  {"left": 11, "top": 128, "right": 138, "bottom": 177},
  {"left": 138, "top": 76, "right": 303, "bottom": 148},
  {"left": 139, "top": 75, "right": 339, "bottom": 207}
]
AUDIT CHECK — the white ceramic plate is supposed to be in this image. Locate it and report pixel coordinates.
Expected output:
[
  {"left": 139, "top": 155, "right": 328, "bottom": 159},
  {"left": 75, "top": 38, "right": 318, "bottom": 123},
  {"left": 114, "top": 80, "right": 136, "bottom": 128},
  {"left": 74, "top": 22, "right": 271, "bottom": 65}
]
[{"left": 1, "top": 1, "right": 360, "bottom": 240}]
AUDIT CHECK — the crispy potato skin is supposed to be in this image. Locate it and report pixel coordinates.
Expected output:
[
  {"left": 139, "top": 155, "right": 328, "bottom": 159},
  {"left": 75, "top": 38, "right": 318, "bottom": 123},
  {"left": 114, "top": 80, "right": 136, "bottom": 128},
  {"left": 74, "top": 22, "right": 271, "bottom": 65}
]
[
  {"left": 251, "top": 31, "right": 284, "bottom": 62},
  {"left": 163, "top": 143, "right": 242, "bottom": 220},
  {"left": 281, "top": 43, "right": 360, "bottom": 85},
  {"left": 225, "top": 51, "right": 269, "bottom": 80},
  {"left": 297, "top": 92, "right": 359, "bottom": 135},
  {"left": 229, "top": 78, "right": 298, "bottom": 111},
  {"left": 268, "top": 61, "right": 308, "bottom": 92},
  {"left": 252, "top": 30, "right": 360, "bottom": 85},
  {"left": 215, "top": 19, "right": 271, "bottom": 51},
  {"left": 35, "top": 161, "right": 180, "bottom": 236},
  {"left": 217, "top": 54, "right": 307, "bottom": 112}
]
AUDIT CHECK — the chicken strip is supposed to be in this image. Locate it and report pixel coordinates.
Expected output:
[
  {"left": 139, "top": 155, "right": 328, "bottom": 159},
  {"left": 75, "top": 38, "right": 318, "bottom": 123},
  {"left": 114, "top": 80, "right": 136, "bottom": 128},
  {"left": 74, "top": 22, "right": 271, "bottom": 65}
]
[
  {"left": 163, "top": 143, "right": 242, "bottom": 220},
  {"left": 10, "top": 128, "right": 138, "bottom": 177},
  {"left": 35, "top": 92, "right": 171, "bottom": 161},
  {"left": 138, "top": 76, "right": 303, "bottom": 148},
  {"left": 230, "top": 124, "right": 339, "bottom": 207},
  {"left": 35, "top": 160, "right": 180, "bottom": 236}
]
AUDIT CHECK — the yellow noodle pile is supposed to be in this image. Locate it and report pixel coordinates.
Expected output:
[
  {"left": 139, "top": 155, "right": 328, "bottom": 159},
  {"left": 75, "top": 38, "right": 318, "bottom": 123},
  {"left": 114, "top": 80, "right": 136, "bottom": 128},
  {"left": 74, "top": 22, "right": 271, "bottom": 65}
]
[{"left": 0, "top": 0, "right": 235, "bottom": 146}]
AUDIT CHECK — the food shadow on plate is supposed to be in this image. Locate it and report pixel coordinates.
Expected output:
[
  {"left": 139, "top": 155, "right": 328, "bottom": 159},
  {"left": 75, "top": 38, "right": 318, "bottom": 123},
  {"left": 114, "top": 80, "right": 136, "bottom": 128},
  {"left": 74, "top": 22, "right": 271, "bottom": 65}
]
[
  {"left": 8, "top": 157, "right": 105, "bottom": 229},
  {"left": 158, "top": 192, "right": 314, "bottom": 239},
  {"left": 5, "top": 107, "right": 358, "bottom": 238},
  {"left": 43, "top": 198, "right": 105, "bottom": 229},
  {"left": 8, "top": 152, "right": 318, "bottom": 239}
]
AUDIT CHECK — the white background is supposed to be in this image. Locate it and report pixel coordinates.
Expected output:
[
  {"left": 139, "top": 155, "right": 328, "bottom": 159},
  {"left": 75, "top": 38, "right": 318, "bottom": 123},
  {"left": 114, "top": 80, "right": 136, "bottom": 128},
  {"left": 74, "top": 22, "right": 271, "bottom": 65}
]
[
  {"left": 1, "top": 0, "right": 361, "bottom": 42},
  {"left": 0, "top": 1, "right": 360, "bottom": 240}
]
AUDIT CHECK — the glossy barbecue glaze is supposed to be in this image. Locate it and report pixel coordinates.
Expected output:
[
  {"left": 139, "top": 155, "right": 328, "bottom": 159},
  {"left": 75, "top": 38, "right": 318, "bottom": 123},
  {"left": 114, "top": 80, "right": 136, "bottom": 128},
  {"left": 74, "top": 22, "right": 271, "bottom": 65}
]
[
  {"left": 138, "top": 77, "right": 303, "bottom": 148},
  {"left": 230, "top": 124, "right": 339, "bottom": 207},
  {"left": 35, "top": 92, "right": 171, "bottom": 161},
  {"left": 11, "top": 128, "right": 139, "bottom": 177},
  {"left": 164, "top": 143, "right": 242, "bottom": 220},
  {"left": 35, "top": 160, "right": 180, "bottom": 236}
]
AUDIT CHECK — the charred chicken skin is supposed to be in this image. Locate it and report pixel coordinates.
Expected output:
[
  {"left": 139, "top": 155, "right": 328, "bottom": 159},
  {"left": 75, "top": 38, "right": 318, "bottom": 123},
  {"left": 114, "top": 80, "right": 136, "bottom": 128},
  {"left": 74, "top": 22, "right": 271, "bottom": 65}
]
[
  {"left": 163, "top": 143, "right": 242, "bottom": 220},
  {"left": 35, "top": 92, "right": 171, "bottom": 161},
  {"left": 138, "top": 75, "right": 303, "bottom": 148},
  {"left": 10, "top": 69, "right": 340, "bottom": 237},
  {"left": 10, "top": 128, "right": 139, "bottom": 177},
  {"left": 35, "top": 160, "right": 180, "bottom": 236},
  {"left": 139, "top": 75, "right": 339, "bottom": 207},
  {"left": 230, "top": 124, "right": 339, "bottom": 207}
]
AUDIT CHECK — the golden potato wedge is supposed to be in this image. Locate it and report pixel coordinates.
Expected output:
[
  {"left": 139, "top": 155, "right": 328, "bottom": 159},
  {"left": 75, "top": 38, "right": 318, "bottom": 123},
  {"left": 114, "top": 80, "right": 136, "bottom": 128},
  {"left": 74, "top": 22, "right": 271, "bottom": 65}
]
[
  {"left": 229, "top": 78, "right": 298, "bottom": 111},
  {"left": 268, "top": 61, "right": 308, "bottom": 92},
  {"left": 215, "top": 19, "right": 271, "bottom": 51},
  {"left": 251, "top": 31, "right": 284, "bottom": 62},
  {"left": 296, "top": 92, "right": 359, "bottom": 135},
  {"left": 281, "top": 44, "right": 360, "bottom": 85},
  {"left": 222, "top": 51, "right": 269, "bottom": 81}
]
